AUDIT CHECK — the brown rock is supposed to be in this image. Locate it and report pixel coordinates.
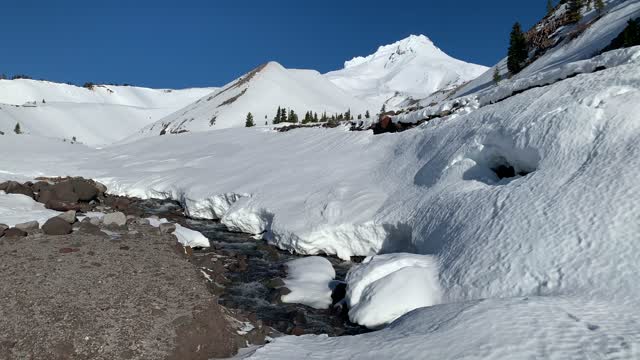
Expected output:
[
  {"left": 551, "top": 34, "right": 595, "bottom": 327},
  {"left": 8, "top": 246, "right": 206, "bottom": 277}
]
[
  {"left": 71, "top": 179, "right": 99, "bottom": 202},
  {"left": 3, "top": 228, "right": 27, "bottom": 238},
  {"left": 1, "top": 181, "right": 34, "bottom": 199},
  {"left": 31, "top": 181, "right": 51, "bottom": 193},
  {"left": 45, "top": 200, "right": 82, "bottom": 212},
  {"left": 42, "top": 217, "right": 73, "bottom": 235}
]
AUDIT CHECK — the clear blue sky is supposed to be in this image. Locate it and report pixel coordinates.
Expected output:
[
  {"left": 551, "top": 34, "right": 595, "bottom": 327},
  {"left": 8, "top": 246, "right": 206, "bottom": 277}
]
[{"left": 1, "top": 0, "right": 547, "bottom": 89}]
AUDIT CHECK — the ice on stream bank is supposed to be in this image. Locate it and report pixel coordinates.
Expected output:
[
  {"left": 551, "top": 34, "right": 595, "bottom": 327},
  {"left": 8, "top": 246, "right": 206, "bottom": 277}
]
[
  {"left": 147, "top": 217, "right": 210, "bottom": 248},
  {"left": 281, "top": 256, "right": 336, "bottom": 310}
]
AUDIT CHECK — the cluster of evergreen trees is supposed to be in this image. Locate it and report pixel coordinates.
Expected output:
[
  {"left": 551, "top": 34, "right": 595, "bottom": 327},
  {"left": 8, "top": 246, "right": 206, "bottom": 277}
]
[
  {"left": 506, "top": 0, "right": 608, "bottom": 77},
  {"left": 601, "top": 17, "right": 640, "bottom": 53},
  {"left": 270, "top": 106, "right": 371, "bottom": 125}
]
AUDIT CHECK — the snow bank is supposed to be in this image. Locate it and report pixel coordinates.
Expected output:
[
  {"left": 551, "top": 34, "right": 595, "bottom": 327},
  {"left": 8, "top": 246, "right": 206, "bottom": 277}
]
[
  {"left": 241, "top": 297, "right": 640, "bottom": 359},
  {"left": 0, "top": 192, "right": 60, "bottom": 227},
  {"left": 346, "top": 253, "right": 442, "bottom": 328},
  {"left": 146, "top": 217, "right": 210, "bottom": 248},
  {"left": 480, "top": 46, "right": 640, "bottom": 106},
  {"left": 281, "top": 257, "right": 336, "bottom": 309}
]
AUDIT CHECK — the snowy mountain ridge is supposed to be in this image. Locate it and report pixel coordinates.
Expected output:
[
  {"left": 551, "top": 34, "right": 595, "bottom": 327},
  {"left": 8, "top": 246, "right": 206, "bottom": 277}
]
[
  {"left": 325, "top": 34, "right": 488, "bottom": 109},
  {"left": 130, "top": 61, "right": 374, "bottom": 139},
  {"left": 0, "top": 79, "right": 214, "bottom": 145}
]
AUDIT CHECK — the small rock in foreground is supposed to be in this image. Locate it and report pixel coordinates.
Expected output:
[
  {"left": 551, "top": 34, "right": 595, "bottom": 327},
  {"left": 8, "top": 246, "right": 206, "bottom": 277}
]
[
  {"left": 14, "top": 221, "right": 40, "bottom": 232},
  {"left": 3, "top": 228, "right": 28, "bottom": 238},
  {"left": 42, "top": 217, "right": 73, "bottom": 235},
  {"left": 103, "top": 212, "right": 127, "bottom": 227}
]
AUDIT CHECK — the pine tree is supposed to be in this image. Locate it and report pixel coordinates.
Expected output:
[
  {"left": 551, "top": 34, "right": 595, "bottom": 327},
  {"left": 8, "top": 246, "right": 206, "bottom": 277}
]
[
  {"left": 245, "top": 112, "right": 255, "bottom": 127},
  {"left": 274, "top": 106, "right": 282, "bottom": 124},
  {"left": 280, "top": 107, "right": 287, "bottom": 123},
  {"left": 567, "top": 0, "right": 583, "bottom": 23},
  {"left": 595, "top": 0, "right": 605, "bottom": 14},
  {"left": 493, "top": 67, "right": 502, "bottom": 84},
  {"left": 365, "top": 110, "right": 370, "bottom": 119},
  {"left": 507, "top": 22, "right": 528, "bottom": 75},
  {"left": 357, "top": 114, "right": 362, "bottom": 120},
  {"left": 623, "top": 19, "right": 640, "bottom": 47},
  {"left": 288, "top": 109, "right": 298, "bottom": 123},
  {"left": 313, "top": 112, "right": 319, "bottom": 123},
  {"left": 14, "top": 122, "right": 21, "bottom": 134}
]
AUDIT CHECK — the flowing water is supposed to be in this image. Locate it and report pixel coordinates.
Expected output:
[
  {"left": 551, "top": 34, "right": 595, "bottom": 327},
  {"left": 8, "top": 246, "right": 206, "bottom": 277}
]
[{"left": 135, "top": 198, "right": 369, "bottom": 337}]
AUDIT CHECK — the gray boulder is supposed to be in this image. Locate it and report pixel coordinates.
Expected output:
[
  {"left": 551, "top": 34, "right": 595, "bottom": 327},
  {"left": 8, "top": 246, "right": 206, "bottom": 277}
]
[
  {"left": 159, "top": 223, "right": 176, "bottom": 234},
  {"left": 57, "top": 210, "right": 77, "bottom": 224},
  {"left": 42, "top": 217, "right": 72, "bottom": 235},
  {"left": 103, "top": 212, "right": 127, "bottom": 226},
  {"left": 15, "top": 221, "right": 40, "bottom": 232}
]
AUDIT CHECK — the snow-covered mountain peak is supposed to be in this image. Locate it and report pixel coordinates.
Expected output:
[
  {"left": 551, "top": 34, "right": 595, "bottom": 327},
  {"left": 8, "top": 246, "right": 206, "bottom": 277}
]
[
  {"left": 326, "top": 35, "right": 488, "bottom": 109},
  {"left": 344, "top": 34, "right": 446, "bottom": 69}
]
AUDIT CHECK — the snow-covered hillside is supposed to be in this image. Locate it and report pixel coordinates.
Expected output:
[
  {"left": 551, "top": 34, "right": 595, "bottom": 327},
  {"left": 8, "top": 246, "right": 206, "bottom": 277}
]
[
  {"left": 325, "top": 35, "right": 488, "bottom": 109},
  {"left": 132, "top": 62, "right": 373, "bottom": 138},
  {"left": 1, "top": 0, "right": 639, "bottom": 357},
  {"left": 2, "top": 44, "right": 639, "bottom": 355},
  {"left": 451, "top": 0, "right": 640, "bottom": 100},
  {"left": 0, "top": 79, "right": 213, "bottom": 145}
]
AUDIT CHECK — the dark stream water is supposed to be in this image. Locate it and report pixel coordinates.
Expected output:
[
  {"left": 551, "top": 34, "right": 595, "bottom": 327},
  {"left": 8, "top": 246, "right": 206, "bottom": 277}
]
[{"left": 135, "top": 198, "right": 369, "bottom": 337}]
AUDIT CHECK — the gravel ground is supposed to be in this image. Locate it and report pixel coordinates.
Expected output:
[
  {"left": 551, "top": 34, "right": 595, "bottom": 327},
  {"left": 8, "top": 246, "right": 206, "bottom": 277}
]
[{"left": 0, "top": 221, "right": 238, "bottom": 360}]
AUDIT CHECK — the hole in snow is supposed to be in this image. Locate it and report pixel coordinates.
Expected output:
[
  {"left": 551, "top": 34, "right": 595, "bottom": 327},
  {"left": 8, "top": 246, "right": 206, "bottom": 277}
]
[{"left": 463, "top": 141, "right": 540, "bottom": 185}]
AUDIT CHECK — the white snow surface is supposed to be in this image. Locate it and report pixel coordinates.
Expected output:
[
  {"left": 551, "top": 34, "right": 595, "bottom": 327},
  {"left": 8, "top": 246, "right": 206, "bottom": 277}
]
[
  {"left": 0, "top": 54, "right": 639, "bottom": 310},
  {"left": 146, "top": 217, "right": 210, "bottom": 248},
  {"left": 240, "top": 296, "right": 640, "bottom": 359},
  {"left": 0, "top": 79, "right": 214, "bottom": 145},
  {"left": 132, "top": 61, "right": 374, "bottom": 139},
  {"left": 345, "top": 253, "right": 442, "bottom": 328},
  {"left": 326, "top": 35, "right": 488, "bottom": 109},
  {"left": 0, "top": 191, "right": 60, "bottom": 227},
  {"left": 1, "top": 6, "right": 640, "bottom": 355},
  {"left": 280, "top": 256, "right": 336, "bottom": 309}
]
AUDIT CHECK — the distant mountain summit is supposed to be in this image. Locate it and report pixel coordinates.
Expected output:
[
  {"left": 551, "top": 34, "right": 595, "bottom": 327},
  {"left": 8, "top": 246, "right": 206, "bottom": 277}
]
[{"left": 325, "top": 34, "right": 488, "bottom": 109}]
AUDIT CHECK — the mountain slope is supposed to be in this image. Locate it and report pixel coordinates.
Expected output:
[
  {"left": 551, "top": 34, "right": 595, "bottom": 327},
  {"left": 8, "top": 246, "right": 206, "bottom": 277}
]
[
  {"left": 325, "top": 35, "right": 488, "bottom": 109},
  {"left": 133, "top": 61, "right": 374, "bottom": 138},
  {"left": 0, "top": 79, "right": 214, "bottom": 145}
]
